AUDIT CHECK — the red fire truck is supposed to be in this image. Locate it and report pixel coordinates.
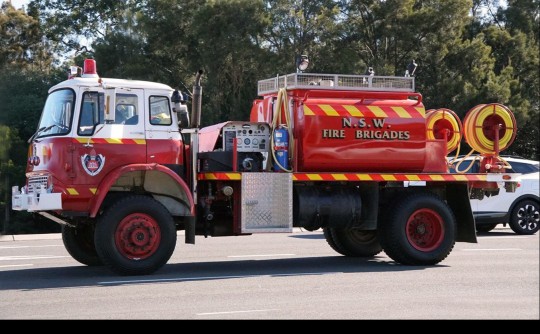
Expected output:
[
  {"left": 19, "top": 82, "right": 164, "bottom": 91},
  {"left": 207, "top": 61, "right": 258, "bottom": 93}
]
[{"left": 12, "top": 59, "right": 519, "bottom": 275}]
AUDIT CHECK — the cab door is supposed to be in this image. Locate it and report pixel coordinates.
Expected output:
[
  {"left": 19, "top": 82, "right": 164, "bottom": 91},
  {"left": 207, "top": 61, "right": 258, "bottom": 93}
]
[
  {"left": 74, "top": 88, "right": 146, "bottom": 186},
  {"left": 144, "top": 89, "right": 185, "bottom": 176}
]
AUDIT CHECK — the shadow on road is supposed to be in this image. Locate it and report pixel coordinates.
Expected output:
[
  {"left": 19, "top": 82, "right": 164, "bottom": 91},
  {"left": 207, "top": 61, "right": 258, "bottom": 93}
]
[
  {"left": 476, "top": 230, "right": 520, "bottom": 237},
  {"left": 288, "top": 233, "right": 325, "bottom": 239},
  {"left": 0, "top": 255, "right": 445, "bottom": 291}
]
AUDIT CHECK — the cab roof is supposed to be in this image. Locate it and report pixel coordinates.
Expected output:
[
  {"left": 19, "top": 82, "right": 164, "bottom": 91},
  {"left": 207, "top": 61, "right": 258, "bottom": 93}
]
[{"left": 49, "top": 77, "right": 174, "bottom": 93}]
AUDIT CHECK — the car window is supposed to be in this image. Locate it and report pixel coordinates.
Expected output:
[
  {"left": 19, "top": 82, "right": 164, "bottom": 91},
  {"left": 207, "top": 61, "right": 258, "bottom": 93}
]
[
  {"left": 449, "top": 159, "right": 479, "bottom": 174},
  {"left": 508, "top": 161, "right": 540, "bottom": 174}
]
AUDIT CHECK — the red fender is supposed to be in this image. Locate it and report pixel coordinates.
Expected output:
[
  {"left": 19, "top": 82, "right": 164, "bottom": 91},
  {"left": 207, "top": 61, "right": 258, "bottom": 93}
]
[{"left": 89, "top": 163, "right": 195, "bottom": 218}]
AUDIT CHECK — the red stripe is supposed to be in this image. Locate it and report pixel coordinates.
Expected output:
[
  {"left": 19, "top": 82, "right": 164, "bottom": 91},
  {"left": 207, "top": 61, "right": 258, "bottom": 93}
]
[{"left": 198, "top": 172, "right": 492, "bottom": 182}]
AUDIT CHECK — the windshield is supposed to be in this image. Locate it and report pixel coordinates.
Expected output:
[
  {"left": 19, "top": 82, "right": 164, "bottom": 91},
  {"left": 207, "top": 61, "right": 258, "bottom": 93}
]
[{"left": 36, "top": 89, "right": 75, "bottom": 139}]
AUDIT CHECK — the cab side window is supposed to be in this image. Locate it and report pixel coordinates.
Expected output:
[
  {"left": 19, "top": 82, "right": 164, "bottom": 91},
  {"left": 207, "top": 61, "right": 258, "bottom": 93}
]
[
  {"left": 115, "top": 94, "right": 139, "bottom": 125},
  {"left": 149, "top": 96, "right": 172, "bottom": 125},
  {"left": 78, "top": 92, "right": 104, "bottom": 136}
]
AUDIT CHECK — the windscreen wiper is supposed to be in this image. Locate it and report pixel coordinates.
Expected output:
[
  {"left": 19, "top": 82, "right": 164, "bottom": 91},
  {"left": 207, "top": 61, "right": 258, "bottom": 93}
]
[{"left": 27, "top": 124, "right": 55, "bottom": 143}]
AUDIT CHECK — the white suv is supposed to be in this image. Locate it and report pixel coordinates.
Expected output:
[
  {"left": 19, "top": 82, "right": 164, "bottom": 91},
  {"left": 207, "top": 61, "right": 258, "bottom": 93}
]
[{"left": 449, "top": 156, "right": 539, "bottom": 234}]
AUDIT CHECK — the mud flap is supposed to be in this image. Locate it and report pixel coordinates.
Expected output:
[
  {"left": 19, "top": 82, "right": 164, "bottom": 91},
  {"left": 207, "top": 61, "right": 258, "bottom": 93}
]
[
  {"left": 184, "top": 216, "right": 195, "bottom": 244},
  {"left": 446, "top": 183, "right": 477, "bottom": 243}
]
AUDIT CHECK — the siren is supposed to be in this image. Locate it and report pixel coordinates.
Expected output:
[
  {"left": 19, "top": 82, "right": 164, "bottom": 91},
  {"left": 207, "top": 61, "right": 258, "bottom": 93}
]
[
  {"left": 463, "top": 103, "right": 516, "bottom": 155},
  {"left": 82, "top": 59, "right": 99, "bottom": 78},
  {"left": 426, "top": 108, "right": 462, "bottom": 154}
]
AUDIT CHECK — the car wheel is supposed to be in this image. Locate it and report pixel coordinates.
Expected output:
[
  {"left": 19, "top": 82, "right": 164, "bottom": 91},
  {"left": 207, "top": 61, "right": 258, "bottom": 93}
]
[
  {"left": 476, "top": 224, "right": 497, "bottom": 233},
  {"left": 509, "top": 200, "right": 539, "bottom": 235}
]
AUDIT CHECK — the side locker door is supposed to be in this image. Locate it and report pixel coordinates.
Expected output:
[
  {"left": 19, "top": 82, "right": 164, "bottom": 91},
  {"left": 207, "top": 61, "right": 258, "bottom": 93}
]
[{"left": 144, "top": 89, "right": 184, "bottom": 176}]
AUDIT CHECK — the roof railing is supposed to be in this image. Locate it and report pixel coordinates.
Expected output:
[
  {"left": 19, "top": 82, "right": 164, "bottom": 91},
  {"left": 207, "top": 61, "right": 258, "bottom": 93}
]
[{"left": 258, "top": 73, "right": 415, "bottom": 95}]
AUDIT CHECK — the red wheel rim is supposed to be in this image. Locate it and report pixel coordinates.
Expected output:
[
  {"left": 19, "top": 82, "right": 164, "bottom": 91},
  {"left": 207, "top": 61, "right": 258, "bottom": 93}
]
[
  {"left": 115, "top": 213, "right": 161, "bottom": 260},
  {"left": 405, "top": 209, "right": 444, "bottom": 252}
]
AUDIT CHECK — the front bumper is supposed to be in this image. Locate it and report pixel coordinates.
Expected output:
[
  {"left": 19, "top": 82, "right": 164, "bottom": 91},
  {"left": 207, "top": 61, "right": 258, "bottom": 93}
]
[{"left": 12, "top": 186, "right": 62, "bottom": 212}]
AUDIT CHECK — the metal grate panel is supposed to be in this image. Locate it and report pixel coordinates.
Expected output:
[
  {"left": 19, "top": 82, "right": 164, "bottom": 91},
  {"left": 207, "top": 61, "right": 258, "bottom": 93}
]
[
  {"left": 28, "top": 176, "right": 48, "bottom": 194},
  {"left": 258, "top": 73, "right": 415, "bottom": 95},
  {"left": 241, "top": 173, "right": 292, "bottom": 233}
]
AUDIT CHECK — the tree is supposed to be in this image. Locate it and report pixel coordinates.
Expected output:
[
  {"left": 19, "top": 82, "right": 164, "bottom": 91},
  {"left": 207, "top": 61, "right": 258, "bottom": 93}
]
[{"left": 1, "top": 1, "right": 52, "bottom": 71}]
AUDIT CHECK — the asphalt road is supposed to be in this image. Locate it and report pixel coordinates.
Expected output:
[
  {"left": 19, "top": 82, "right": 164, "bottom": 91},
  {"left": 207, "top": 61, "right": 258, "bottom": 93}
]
[{"left": 0, "top": 228, "right": 538, "bottom": 319}]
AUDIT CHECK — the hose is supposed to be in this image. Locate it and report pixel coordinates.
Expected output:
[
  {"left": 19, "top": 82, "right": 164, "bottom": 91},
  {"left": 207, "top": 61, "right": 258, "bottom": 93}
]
[
  {"left": 463, "top": 103, "right": 516, "bottom": 155},
  {"left": 425, "top": 108, "right": 462, "bottom": 154},
  {"left": 270, "top": 88, "right": 294, "bottom": 172}
]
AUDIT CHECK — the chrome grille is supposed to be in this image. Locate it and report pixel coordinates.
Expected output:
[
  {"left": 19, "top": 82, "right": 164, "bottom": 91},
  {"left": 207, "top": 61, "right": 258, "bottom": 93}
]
[{"left": 27, "top": 176, "right": 48, "bottom": 194}]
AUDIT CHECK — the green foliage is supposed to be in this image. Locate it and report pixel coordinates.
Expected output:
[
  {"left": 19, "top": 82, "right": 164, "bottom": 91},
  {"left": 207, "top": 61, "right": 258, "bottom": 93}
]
[{"left": 0, "top": 0, "right": 538, "bottom": 233}]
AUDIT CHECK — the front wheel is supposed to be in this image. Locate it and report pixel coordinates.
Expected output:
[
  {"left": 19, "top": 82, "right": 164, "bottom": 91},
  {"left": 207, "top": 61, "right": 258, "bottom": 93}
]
[
  {"left": 324, "top": 228, "right": 382, "bottom": 257},
  {"left": 379, "top": 192, "right": 455, "bottom": 265},
  {"left": 62, "top": 224, "right": 102, "bottom": 266},
  {"left": 509, "top": 200, "right": 539, "bottom": 235},
  {"left": 95, "top": 195, "right": 177, "bottom": 275}
]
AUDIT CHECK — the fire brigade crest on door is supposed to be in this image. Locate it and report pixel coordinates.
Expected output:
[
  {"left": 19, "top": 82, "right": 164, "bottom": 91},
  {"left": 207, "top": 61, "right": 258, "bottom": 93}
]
[{"left": 81, "top": 149, "right": 105, "bottom": 176}]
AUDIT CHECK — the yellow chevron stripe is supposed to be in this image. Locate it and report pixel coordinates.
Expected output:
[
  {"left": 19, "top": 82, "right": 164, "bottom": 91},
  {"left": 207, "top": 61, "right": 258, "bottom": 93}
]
[
  {"left": 331, "top": 174, "right": 348, "bottom": 181},
  {"left": 405, "top": 175, "right": 421, "bottom": 181},
  {"left": 343, "top": 105, "right": 364, "bottom": 117},
  {"left": 415, "top": 107, "right": 426, "bottom": 117},
  {"left": 105, "top": 138, "right": 123, "bottom": 144},
  {"left": 381, "top": 175, "right": 397, "bottom": 181},
  {"left": 133, "top": 139, "right": 146, "bottom": 144},
  {"left": 429, "top": 175, "right": 445, "bottom": 181},
  {"left": 355, "top": 174, "right": 373, "bottom": 181},
  {"left": 367, "top": 106, "right": 388, "bottom": 118},
  {"left": 453, "top": 174, "right": 468, "bottom": 181},
  {"left": 304, "top": 105, "right": 315, "bottom": 116},
  {"left": 392, "top": 107, "right": 412, "bottom": 118},
  {"left": 89, "top": 188, "right": 97, "bottom": 195},
  {"left": 67, "top": 188, "right": 79, "bottom": 195},
  {"left": 307, "top": 174, "right": 323, "bottom": 181},
  {"left": 320, "top": 105, "right": 340, "bottom": 116},
  {"left": 225, "top": 173, "right": 241, "bottom": 180}
]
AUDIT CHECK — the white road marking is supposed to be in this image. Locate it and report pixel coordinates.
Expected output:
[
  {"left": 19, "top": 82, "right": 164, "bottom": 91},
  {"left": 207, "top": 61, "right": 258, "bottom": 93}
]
[
  {"left": 196, "top": 309, "right": 279, "bottom": 316},
  {"left": 227, "top": 253, "right": 296, "bottom": 258},
  {"left": 0, "top": 255, "right": 70, "bottom": 261},
  {"left": 478, "top": 236, "right": 530, "bottom": 239},
  {"left": 0, "top": 264, "right": 34, "bottom": 268},
  {"left": 462, "top": 248, "right": 522, "bottom": 251},
  {"left": 0, "top": 245, "right": 63, "bottom": 249},
  {"left": 99, "top": 272, "right": 340, "bottom": 285}
]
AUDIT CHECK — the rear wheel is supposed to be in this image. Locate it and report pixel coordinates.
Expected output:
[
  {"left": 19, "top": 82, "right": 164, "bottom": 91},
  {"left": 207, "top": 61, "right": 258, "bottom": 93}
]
[
  {"left": 324, "top": 227, "right": 382, "bottom": 257},
  {"left": 95, "top": 195, "right": 177, "bottom": 275},
  {"left": 509, "top": 200, "right": 539, "bottom": 235},
  {"left": 476, "top": 223, "right": 497, "bottom": 233},
  {"left": 62, "top": 224, "right": 102, "bottom": 266},
  {"left": 379, "top": 192, "right": 455, "bottom": 265}
]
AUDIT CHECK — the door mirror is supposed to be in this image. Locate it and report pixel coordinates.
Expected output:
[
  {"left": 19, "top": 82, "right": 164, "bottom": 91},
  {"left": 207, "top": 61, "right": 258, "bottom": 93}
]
[{"left": 104, "top": 88, "right": 116, "bottom": 123}]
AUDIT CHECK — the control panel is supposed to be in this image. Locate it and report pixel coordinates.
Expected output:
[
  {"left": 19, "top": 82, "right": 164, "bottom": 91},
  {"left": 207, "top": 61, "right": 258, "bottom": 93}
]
[{"left": 222, "top": 122, "right": 270, "bottom": 153}]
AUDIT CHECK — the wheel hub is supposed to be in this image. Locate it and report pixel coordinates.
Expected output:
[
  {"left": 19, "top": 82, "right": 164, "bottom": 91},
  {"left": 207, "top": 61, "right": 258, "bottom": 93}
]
[
  {"left": 115, "top": 214, "right": 161, "bottom": 260},
  {"left": 406, "top": 209, "right": 445, "bottom": 252},
  {"left": 518, "top": 204, "right": 539, "bottom": 231}
]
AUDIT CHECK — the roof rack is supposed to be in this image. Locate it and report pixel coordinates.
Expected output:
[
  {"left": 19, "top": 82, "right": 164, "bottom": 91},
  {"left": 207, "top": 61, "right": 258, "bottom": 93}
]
[{"left": 258, "top": 73, "right": 415, "bottom": 95}]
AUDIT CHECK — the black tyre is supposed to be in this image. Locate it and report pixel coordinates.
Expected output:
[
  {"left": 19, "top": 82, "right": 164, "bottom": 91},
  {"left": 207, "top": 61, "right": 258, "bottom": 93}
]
[
  {"left": 94, "top": 195, "right": 177, "bottom": 275},
  {"left": 324, "top": 227, "right": 382, "bottom": 257},
  {"left": 509, "top": 200, "right": 539, "bottom": 235},
  {"left": 379, "top": 192, "right": 455, "bottom": 265},
  {"left": 476, "top": 224, "right": 498, "bottom": 233},
  {"left": 62, "top": 224, "right": 102, "bottom": 266}
]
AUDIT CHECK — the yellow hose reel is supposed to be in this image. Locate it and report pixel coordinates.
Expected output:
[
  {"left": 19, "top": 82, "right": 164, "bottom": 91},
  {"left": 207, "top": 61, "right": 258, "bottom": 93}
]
[
  {"left": 426, "top": 108, "right": 462, "bottom": 154},
  {"left": 463, "top": 103, "right": 516, "bottom": 155}
]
